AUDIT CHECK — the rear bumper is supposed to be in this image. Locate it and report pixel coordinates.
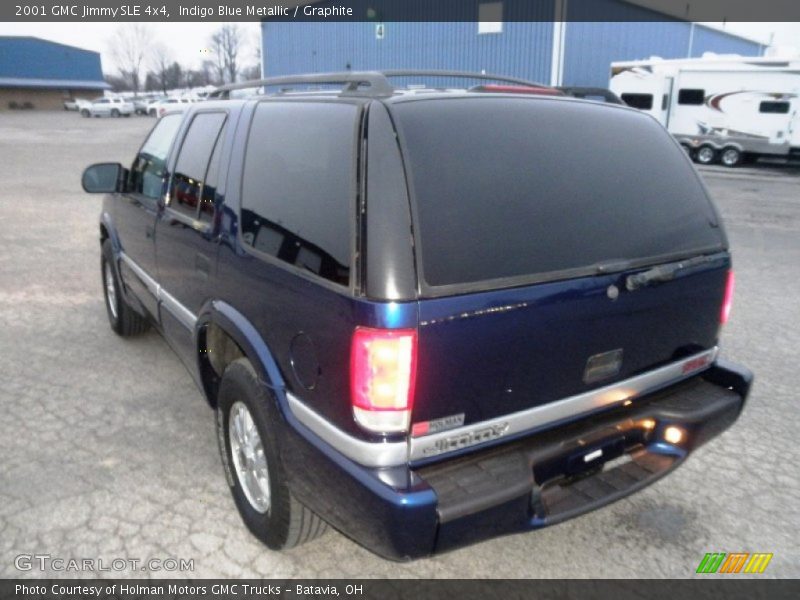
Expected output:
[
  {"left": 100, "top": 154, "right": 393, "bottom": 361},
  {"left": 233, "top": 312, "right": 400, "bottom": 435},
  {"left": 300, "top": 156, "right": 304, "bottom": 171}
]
[{"left": 281, "top": 360, "right": 751, "bottom": 560}]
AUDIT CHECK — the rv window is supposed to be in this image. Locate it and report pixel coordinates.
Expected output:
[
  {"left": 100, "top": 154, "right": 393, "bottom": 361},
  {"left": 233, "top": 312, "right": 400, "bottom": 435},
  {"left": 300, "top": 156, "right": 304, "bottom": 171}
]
[
  {"left": 662, "top": 94, "right": 668, "bottom": 110},
  {"left": 678, "top": 89, "right": 705, "bottom": 105},
  {"left": 759, "top": 101, "right": 790, "bottom": 114},
  {"left": 621, "top": 93, "right": 653, "bottom": 110}
]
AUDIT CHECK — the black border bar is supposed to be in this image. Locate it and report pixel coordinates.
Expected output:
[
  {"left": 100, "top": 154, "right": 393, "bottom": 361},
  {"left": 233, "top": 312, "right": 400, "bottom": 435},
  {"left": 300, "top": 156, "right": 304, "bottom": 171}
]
[
  {"left": 3, "top": 579, "right": 800, "bottom": 600},
  {"left": 2, "top": 0, "right": 800, "bottom": 22}
]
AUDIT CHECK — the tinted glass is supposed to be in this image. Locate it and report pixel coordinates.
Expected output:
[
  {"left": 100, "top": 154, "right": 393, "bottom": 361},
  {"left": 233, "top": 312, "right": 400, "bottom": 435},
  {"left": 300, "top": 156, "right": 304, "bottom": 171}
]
[
  {"left": 169, "top": 112, "right": 226, "bottom": 216},
  {"left": 621, "top": 93, "right": 653, "bottom": 110},
  {"left": 759, "top": 101, "right": 790, "bottom": 114},
  {"left": 128, "top": 114, "right": 182, "bottom": 199},
  {"left": 199, "top": 122, "right": 227, "bottom": 221},
  {"left": 392, "top": 98, "right": 724, "bottom": 289},
  {"left": 678, "top": 89, "right": 705, "bottom": 105},
  {"left": 241, "top": 102, "right": 357, "bottom": 286}
]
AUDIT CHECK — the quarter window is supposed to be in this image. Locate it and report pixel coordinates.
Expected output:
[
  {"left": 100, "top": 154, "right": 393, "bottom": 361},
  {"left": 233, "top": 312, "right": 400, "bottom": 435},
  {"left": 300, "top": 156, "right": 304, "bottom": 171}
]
[
  {"left": 169, "top": 112, "right": 226, "bottom": 218},
  {"left": 241, "top": 102, "right": 358, "bottom": 287},
  {"left": 678, "top": 89, "right": 705, "bottom": 105},
  {"left": 621, "top": 93, "right": 653, "bottom": 110}
]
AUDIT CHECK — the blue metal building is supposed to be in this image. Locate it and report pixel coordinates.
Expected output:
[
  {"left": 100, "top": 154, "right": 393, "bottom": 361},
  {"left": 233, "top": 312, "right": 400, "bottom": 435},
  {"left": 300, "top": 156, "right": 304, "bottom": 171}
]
[
  {"left": 0, "top": 36, "right": 109, "bottom": 110},
  {"left": 261, "top": 0, "right": 763, "bottom": 88}
]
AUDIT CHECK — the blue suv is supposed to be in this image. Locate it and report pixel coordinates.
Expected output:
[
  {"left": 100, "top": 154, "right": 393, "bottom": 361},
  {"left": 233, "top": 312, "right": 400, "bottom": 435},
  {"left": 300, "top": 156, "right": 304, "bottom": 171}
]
[{"left": 82, "top": 71, "right": 752, "bottom": 560}]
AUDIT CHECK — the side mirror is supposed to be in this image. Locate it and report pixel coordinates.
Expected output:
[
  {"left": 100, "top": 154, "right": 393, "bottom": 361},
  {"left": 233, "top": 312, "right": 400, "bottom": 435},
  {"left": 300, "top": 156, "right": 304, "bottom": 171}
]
[{"left": 82, "top": 162, "right": 125, "bottom": 193}]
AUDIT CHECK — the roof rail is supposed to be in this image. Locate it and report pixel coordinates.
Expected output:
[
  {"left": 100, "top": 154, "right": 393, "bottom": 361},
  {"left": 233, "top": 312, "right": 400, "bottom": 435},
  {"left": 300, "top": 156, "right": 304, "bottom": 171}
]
[
  {"left": 209, "top": 70, "right": 551, "bottom": 99},
  {"left": 381, "top": 69, "right": 548, "bottom": 88},
  {"left": 209, "top": 71, "right": 394, "bottom": 99}
]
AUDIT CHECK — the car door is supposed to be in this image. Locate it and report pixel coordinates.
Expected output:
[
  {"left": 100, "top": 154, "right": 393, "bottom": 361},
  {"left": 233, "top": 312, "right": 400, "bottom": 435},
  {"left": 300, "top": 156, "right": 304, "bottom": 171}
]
[
  {"left": 155, "top": 109, "right": 230, "bottom": 364},
  {"left": 94, "top": 98, "right": 111, "bottom": 116},
  {"left": 114, "top": 113, "right": 183, "bottom": 318}
]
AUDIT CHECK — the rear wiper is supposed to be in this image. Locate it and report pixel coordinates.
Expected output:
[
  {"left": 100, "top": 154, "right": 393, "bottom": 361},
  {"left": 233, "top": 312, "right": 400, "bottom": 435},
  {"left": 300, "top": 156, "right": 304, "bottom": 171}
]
[{"left": 625, "top": 255, "right": 712, "bottom": 291}]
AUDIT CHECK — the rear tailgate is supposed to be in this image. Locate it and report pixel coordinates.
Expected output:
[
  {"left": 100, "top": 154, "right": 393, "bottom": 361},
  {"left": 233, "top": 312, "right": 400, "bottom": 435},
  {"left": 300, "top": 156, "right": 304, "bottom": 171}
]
[
  {"left": 389, "top": 96, "right": 730, "bottom": 450},
  {"left": 413, "top": 255, "right": 728, "bottom": 427}
]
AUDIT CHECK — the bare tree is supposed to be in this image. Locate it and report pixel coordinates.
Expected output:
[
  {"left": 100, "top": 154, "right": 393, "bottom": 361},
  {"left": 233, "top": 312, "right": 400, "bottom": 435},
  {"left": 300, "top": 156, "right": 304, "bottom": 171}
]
[
  {"left": 210, "top": 24, "right": 243, "bottom": 84},
  {"left": 150, "top": 42, "right": 172, "bottom": 94},
  {"left": 109, "top": 24, "right": 153, "bottom": 93}
]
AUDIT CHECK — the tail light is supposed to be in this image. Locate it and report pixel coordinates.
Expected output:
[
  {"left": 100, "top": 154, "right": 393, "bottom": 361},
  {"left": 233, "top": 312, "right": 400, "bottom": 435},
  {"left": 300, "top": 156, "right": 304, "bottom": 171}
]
[
  {"left": 350, "top": 327, "right": 417, "bottom": 433},
  {"left": 720, "top": 269, "right": 735, "bottom": 324}
]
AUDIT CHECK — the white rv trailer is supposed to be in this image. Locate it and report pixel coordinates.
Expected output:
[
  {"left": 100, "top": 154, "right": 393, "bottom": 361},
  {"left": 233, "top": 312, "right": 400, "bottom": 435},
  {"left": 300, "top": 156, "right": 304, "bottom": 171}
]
[{"left": 609, "top": 54, "right": 800, "bottom": 166}]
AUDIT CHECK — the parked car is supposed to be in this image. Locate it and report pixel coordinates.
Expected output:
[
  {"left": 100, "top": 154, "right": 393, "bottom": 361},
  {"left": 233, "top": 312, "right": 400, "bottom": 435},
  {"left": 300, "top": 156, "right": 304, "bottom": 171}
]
[
  {"left": 80, "top": 97, "right": 134, "bottom": 118},
  {"left": 63, "top": 98, "right": 92, "bottom": 111},
  {"left": 81, "top": 71, "right": 751, "bottom": 561},
  {"left": 147, "top": 97, "right": 192, "bottom": 117},
  {"left": 133, "top": 95, "right": 163, "bottom": 115}
]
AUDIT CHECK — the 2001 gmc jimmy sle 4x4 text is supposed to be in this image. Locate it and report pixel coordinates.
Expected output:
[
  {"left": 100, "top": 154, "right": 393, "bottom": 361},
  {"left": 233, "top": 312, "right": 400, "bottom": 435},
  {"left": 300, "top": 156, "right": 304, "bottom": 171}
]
[{"left": 82, "top": 71, "right": 752, "bottom": 560}]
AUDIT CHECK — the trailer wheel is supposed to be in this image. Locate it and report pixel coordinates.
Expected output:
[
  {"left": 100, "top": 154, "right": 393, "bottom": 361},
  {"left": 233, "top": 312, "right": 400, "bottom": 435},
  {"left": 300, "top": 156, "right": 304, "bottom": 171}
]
[
  {"left": 720, "top": 147, "right": 742, "bottom": 168},
  {"left": 694, "top": 145, "right": 717, "bottom": 165}
]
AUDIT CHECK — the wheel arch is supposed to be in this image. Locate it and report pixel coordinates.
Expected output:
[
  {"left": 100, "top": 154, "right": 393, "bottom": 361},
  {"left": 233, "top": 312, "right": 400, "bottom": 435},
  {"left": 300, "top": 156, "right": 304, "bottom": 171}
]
[
  {"left": 99, "top": 211, "right": 122, "bottom": 253},
  {"left": 195, "top": 300, "right": 288, "bottom": 414}
]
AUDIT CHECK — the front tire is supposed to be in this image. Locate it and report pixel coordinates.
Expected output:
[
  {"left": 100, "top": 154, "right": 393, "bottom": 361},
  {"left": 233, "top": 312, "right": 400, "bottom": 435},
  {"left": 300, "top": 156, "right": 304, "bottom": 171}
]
[
  {"left": 81, "top": 109, "right": 90, "bottom": 117},
  {"left": 111, "top": 108, "right": 120, "bottom": 117},
  {"left": 101, "top": 239, "right": 149, "bottom": 336},
  {"left": 216, "top": 359, "right": 327, "bottom": 550}
]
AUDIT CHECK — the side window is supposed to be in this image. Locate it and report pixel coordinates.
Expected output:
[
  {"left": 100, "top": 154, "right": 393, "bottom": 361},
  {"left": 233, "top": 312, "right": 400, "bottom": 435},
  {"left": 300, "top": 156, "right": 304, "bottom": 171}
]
[
  {"left": 759, "top": 101, "right": 790, "bottom": 114},
  {"left": 168, "top": 112, "right": 227, "bottom": 218},
  {"left": 127, "top": 114, "right": 182, "bottom": 200},
  {"left": 621, "top": 93, "right": 653, "bottom": 110},
  {"left": 199, "top": 122, "right": 227, "bottom": 221},
  {"left": 241, "top": 102, "right": 357, "bottom": 287},
  {"left": 678, "top": 89, "right": 705, "bottom": 105}
]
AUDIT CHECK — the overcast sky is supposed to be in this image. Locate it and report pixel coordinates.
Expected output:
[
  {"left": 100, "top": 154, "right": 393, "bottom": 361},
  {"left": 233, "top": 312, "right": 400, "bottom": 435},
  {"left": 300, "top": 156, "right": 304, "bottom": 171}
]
[
  {"left": 0, "top": 22, "right": 263, "bottom": 74},
  {"left": 0, "top": 21, "right": 797, "bottom": 76}
]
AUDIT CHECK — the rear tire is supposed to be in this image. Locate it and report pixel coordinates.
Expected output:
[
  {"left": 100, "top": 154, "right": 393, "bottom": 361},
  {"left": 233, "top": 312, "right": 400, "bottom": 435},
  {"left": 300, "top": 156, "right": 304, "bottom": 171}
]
[
  {"left": 101, "top": 239, "right": 149, "bottom": 337},
  {"left": 111, "top": 108, "right": 120, "bottom": 117},
  {"left": 720, "top": 146, "right": 742, "bottom": 168},
  {"left": 216, "top": 359, "right": 327, "bottom": 550},
  {"left": 81, "top": 109, "right": 90, "bottom": 117},
  {"left": 694, "top": 144, "right": 717, "bottom": 165}
]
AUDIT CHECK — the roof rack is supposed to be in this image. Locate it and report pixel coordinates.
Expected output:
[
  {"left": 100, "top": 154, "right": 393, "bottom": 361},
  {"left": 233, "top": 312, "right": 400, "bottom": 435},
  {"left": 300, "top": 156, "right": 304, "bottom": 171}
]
[
  {"left": 209, "top": 70, "right": 551, "bottom": 99},
  {"left": 209, "top": 72, "right": 394, "bottom": 99},
  {"left": 381, "top": 69, "right": 547, "bottom": 88}
]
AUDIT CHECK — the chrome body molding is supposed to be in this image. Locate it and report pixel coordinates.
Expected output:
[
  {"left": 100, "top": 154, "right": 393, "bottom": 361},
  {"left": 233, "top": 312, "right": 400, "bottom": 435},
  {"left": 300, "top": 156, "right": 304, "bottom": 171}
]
[
  {"left": 159, "top": 287, "right": 197, "bottom": 330},
  {"left": 119, "top": 251, "right": 158, "bottom": 297},
  {"left": 408, "top": 347, "right": 719, "bottom": 461},
  {"left": 286, "top": 392, "right": 409, "bottom": 468},
  {"left": 118, "top": 248, "right": 720, "bottom": 469},
  {"left": 287, "top": 348, "right": 717, "bottom": 468},
  {"left": 118, "top": 251, "right": 197, "bottom": 329}
]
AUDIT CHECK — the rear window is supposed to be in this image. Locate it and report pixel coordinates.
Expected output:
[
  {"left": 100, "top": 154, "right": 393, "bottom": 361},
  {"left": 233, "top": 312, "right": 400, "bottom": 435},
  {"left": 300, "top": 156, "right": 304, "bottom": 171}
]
[{"left": 391, "top": 97, "right": 724, "bottom": 290}]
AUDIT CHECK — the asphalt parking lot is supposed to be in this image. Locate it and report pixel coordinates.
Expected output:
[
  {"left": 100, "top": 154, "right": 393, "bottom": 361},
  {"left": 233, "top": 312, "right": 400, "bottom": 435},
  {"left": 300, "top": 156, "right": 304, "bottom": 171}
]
[{"left": 0, "top": 111, "right": 798, "bottom": 579}]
